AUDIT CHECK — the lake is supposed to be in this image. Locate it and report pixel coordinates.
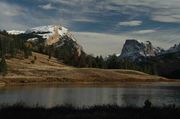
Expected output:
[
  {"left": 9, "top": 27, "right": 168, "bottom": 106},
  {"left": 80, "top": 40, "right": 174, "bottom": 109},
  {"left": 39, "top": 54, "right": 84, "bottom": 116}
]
[{"left": 0, "top": 82, "right": 180, "bottom": 108}]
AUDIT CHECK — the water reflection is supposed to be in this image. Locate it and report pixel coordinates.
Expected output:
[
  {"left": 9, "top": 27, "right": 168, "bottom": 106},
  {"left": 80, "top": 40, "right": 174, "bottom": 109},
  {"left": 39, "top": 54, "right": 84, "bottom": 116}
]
[{"left": 0, "top": 83, "right": 180, "bottom": 107}]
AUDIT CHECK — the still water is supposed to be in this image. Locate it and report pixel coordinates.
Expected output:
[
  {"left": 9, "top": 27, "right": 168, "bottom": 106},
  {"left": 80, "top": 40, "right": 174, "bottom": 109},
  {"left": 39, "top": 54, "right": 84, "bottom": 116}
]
[{"left": 0, "top": 83, "right": 180, "bottom": 107}]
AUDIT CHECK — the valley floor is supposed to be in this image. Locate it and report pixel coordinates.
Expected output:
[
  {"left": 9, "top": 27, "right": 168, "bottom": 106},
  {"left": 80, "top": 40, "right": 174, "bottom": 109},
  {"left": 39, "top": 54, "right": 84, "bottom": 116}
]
[{"left": 0, "top": 52, "right": 176, "bottom": 85}]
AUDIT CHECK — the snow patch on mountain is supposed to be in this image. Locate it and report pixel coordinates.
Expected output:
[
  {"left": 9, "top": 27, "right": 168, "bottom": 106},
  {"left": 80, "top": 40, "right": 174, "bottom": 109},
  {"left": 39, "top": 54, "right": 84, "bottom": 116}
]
[
  {"left": 24, "top": 25, "right": 78, "bottom": 46},
  {"left": 7, "top": 30, "right": 25, "bottom": 35},
  {"left": 27, "top": 37, "right": 38, "bottom": 42},
  {"left": 26, "top": 25, "right": 68, "bottom": 39}
]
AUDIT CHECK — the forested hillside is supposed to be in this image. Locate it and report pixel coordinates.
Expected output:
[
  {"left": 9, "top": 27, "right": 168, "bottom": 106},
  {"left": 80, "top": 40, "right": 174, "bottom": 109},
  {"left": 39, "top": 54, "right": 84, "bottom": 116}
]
[{"left": 0, "top": 29, "right": 180, "bottom": 79}]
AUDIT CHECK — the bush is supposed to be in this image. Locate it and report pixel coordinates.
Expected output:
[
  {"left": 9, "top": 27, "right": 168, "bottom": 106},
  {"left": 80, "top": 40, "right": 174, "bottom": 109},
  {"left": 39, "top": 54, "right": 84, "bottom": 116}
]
[
  {"left": 0, "top": 104, "right": 179, "bottom": 119},
  {"left": 31, "top": 60, "right": 35, "bottom": 64}
]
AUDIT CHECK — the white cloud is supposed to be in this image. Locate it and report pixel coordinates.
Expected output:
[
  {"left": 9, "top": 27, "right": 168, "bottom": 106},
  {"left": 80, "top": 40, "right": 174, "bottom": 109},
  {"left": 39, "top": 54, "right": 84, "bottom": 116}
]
[
  {"left": 152, "top": 15, "right": 180, "bottom": 23},
  {"left": 43, "top": 0, "right": 180, "bottom": 24},
  {"left": 110, "top": 0, "right": 180, "bottom": 8},
  {"left": 118, "top": 20, "right": 142, "bottom": 26},
  {"left": 0, "top": 1, "right": 72, "bottom": 30},
  {"left": 72, "top": 18, "right": 97, "bottom": 23},
  {"left": 0, "top": 2, "right": 22, "bottom": 16},
  {"left": 39, "top": 3, "right": 55, "bottom": 10},
  {"left": 110, "top": 0, "right": 180, "bottom": 23},
  {"left": 0, "top": 2, "right": 28, "bottom": 30},
  {"left": 0, "top": 0, "right": 179, "bottom": 55},
  {"left": 133, "top": 29, "right": 156, "bottom": 34}
]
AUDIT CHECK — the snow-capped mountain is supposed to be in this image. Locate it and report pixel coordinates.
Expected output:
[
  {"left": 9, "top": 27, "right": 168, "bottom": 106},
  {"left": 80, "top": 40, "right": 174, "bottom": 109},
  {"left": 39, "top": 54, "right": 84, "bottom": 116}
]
[
  {"left": 28, "top": 25, "right": 83, "bottom": 56},
  {"left": 25, "top": 25, "right": 76, "bottom": 45},
  {"left": 26, "top": 25, "right": 68, "bottom": 39},
  {"left": 120, "top": 39, "right": 163, "bottom": 61},
  {"left": 7, "top": 30, "right": 25, "bottom": 35},
  {"left": 8, "top": 25, "right": 84, "bottom": 57}
]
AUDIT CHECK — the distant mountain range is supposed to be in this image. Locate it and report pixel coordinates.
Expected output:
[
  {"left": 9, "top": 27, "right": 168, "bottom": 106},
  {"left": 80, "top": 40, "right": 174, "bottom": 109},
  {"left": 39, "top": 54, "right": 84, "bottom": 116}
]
[
  {"left": 8, "top": 27, "right": 180, "bottom": 60},
  {"left": 120, "top": 39, "right": 180, "bottom": 60},
  {"left": 119, "top": 39, "right": 180, "bottom": 79},
  {"left": 6, "top": 25, "right": 180, "bottom": 79}
]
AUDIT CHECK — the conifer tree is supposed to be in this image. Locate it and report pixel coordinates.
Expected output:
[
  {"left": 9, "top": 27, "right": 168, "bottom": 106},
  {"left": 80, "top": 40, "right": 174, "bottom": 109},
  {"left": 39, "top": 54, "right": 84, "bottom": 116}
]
[
  {"left": 0, "top": 56, "right": 7, "bottom": 75},
  {"left": 24, "top": 42, "right": 32, "bottom": 59}
]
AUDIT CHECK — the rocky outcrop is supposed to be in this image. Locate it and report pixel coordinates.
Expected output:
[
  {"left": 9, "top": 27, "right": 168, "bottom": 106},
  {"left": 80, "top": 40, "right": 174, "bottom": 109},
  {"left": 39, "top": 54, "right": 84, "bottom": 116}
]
[
  {"left": 120, "top": 39, "right": 163, "bottom": 60},
  {"left": 166, "top": 43, "right": 180, "bottom": 53}
]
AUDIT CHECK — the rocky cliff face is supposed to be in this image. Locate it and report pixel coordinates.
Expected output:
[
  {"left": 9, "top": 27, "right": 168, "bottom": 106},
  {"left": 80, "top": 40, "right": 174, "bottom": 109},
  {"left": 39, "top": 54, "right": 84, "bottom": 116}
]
[
  {"left": 166, "top": 43, "right": 180, "bottom": 53},
  {"left": 120, "top": 39, "right": 163, "bottom": 60},
  {"left": 119, "top": 39, "right": 180, "bottom": 78}
]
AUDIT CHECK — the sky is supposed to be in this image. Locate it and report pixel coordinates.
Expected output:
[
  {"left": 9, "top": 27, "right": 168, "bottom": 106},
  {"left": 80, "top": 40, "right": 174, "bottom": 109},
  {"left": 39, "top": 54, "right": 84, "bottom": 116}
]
[{"left": 0, "top": 0, "right": 180, "bottom": 56}]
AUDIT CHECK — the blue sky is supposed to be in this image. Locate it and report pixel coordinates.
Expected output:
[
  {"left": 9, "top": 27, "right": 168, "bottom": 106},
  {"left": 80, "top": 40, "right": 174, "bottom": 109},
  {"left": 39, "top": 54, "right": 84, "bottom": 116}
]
[{"left": 0, "top": 0, "right": 180, "bottom": 56}]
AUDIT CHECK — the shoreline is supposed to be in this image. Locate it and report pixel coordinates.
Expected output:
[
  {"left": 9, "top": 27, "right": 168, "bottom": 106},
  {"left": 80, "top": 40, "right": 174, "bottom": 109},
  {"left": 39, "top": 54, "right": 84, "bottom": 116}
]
[
  {"left": 0, "top": 78, "right": 179, "bottom": 87},
  {"left": 1, "top": 52, "right": 179, "bottom": 87}
]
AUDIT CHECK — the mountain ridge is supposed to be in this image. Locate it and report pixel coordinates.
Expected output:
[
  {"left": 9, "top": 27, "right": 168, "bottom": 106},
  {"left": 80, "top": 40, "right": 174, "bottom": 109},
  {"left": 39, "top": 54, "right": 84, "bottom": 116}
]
[{"left": 118, "top": 39, "right": 180, "bottom": 79}]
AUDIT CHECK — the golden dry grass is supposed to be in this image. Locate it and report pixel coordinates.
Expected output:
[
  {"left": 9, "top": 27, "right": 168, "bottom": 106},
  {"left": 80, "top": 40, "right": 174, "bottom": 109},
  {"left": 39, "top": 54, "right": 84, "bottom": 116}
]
[{"left": 0, "top": 52, "right": 172, "bottom": 85}]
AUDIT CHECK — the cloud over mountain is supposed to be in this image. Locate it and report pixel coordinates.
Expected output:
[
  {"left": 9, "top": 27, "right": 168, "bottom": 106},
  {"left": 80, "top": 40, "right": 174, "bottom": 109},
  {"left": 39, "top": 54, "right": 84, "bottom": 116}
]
[{"left": 0, "top": 0, "right": 180, "bottom": 56}]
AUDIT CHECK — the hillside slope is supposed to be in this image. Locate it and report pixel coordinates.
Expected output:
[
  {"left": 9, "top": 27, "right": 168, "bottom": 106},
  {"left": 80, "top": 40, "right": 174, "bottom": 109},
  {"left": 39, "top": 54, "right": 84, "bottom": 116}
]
[{"left": 0, "top": 52, "right": 171, "bottom": 85}]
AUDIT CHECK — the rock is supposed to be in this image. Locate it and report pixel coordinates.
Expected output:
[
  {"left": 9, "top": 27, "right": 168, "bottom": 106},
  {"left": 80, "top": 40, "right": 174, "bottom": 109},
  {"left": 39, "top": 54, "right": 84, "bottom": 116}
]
[{"left": 120, "top": 39, "right": 163, "bottom": 61}]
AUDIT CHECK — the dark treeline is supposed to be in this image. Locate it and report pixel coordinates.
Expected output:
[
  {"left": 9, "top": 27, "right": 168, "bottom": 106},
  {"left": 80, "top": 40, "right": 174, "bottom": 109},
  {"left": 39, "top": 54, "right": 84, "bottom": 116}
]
[
  {"left": 81, "top": 54, "right": 157, "bottom": 75},
  {"left": 0, "top": 30, "right": 44, "bottom": 59},
  {"left": 0, "top": 30, "right": 36, "bottom": 74}
]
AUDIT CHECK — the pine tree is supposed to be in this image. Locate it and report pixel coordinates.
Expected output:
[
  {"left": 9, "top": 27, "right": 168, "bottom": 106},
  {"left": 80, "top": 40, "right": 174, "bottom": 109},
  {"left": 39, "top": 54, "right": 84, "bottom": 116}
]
[
  {"left": 0, "top": 56, "right": 7, "bottom": 75},
  {"left": 85, "top": 55, "right": 94, "bottom": 67},
  {"left": 106, "top": 55, "right": 119, "bottom": 69},
  {"left": 10, "top": 40, "right": 16, "bottom": 57},
  {"left": 79, "top": 53, "right": 86, "bottom": 67},
  {"left": 24, "top": 42, "right": 32, "bottom": 59},
  {"left": 48, "top": 45, "right": 55, "bottom": 60}
]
